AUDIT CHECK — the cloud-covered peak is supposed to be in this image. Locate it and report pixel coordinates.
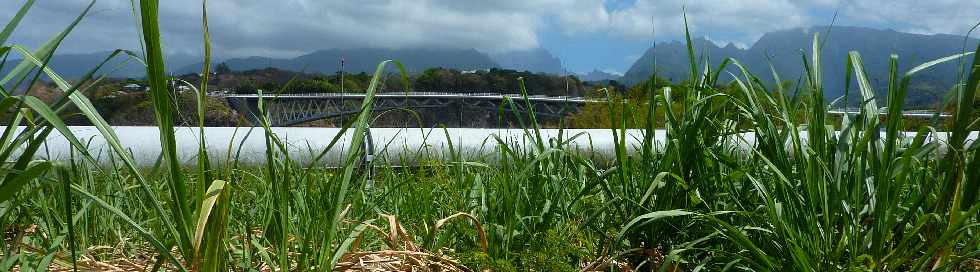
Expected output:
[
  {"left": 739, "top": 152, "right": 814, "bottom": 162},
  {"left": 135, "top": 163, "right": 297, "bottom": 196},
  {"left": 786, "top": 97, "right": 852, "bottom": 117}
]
[{"left": 2, "top": 0, "right": 977, "bottom": 72}]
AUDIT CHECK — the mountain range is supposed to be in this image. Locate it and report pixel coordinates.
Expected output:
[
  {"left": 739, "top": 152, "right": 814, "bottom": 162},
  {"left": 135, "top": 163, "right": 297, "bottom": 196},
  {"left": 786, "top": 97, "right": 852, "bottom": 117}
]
[
  {"left": 6, "top": 25, "right": 977, "bottom": 107},
  {"left": 3, "top": 47, "right": 567, "bottom": 79},
  {"left": 622, "top": 26, "right": 979, "bottom": 106},
  {"left": 578, "top": 69, "right": 623, "bottom": 82},
  {"left": 189, "top": 48, "right": 568, "bottom": 75},
  {"left": 0, "top": 51, "right": 199, "bottom": 79},
  {"left": 490, "top": 48, "right": 564, "bottom": 74},
  {"left": 176, "top": 48, "right": 502, "bottom": 75}
]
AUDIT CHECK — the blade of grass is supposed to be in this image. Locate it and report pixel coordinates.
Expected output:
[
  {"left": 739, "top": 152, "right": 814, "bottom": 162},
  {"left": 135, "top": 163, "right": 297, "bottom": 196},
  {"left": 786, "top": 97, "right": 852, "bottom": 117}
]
[
  {"left": 71, "top": 183, "right": 187, "bottom": 272},
  {"left": 193, "top": 180, "right": 225, "bottom": 257},
  {"left": 137, "top": 0, "right": 193, "bottom": 255},
  {"left": 0, "top": 0, "right": 36, "bottom": 45}
]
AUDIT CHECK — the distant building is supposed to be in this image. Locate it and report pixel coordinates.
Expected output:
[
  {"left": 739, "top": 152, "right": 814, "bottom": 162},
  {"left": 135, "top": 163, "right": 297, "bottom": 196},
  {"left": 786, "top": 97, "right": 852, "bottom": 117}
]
[
  {"left": 122, "top": 83, "right": 143, "bottom": 91},
  {"left": 461, "top": 68, "right": 490, "bottom": 74},
  {"left": 130, "top": 80, "right": 192, "bottom": 93}
]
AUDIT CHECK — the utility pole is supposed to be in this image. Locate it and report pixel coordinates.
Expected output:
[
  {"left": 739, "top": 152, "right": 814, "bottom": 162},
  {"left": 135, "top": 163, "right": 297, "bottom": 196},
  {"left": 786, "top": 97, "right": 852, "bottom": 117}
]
[
  {"left": 340, "top": 57, "right": 345, "bottom": 125},
  {"left": 341, "top": 57, "right": 345, "bottom": 93}
]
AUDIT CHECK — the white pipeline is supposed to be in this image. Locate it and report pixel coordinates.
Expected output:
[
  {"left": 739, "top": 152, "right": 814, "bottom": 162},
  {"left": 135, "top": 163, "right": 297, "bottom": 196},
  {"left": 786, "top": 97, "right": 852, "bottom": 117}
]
[
  {"left": 29, "top": 127, "right": 650, "bottom": 166},
  {"left": 17, "top": 126, "right": 978, "bottom": 167}
]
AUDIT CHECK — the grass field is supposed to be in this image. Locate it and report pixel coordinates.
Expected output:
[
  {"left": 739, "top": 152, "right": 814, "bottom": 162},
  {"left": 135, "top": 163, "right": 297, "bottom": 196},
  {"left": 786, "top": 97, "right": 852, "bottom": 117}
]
[{"left": 2, "top": 1, "right": 980, "bottom": 271}]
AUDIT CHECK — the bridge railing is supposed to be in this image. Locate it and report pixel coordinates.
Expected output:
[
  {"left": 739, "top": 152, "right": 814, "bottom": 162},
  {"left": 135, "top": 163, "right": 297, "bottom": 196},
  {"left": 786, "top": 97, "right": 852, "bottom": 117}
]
[
  {"left": 827, "top": 109, "right": 952, "bottom": 118},
  {"left": 219, "top": 91, "right": 600, "bottom": 102}
]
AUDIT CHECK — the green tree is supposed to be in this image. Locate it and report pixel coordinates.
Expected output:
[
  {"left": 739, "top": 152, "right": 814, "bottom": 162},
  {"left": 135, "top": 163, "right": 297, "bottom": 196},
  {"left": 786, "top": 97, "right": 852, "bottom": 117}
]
[{"left": 215, "top": 62, "right": 231, "bottom": 74}]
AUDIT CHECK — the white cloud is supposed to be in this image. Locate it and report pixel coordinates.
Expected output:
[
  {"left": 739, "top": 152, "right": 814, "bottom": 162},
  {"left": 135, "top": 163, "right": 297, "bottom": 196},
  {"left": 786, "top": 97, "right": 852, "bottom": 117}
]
[
  {"left": 552, "top": 0, "right": 979, "bottom": 48},
  {"left": 571, "top": 0, "right": 812, "bottom": 47},
  {"left": 834, "top": 0, "right": 980, "bottom": 35},
  {"left": 2, "top": 0, "right": 977, "bottom": 59},
  {"left": 2, "top": 0, "right": 548, "bottom": 57}
]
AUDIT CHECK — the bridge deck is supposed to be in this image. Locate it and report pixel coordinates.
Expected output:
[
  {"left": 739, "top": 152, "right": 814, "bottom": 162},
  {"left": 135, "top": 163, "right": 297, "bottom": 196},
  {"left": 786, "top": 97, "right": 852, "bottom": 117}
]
[
  {"left": 223, "top": 92, "right": 596, "bottom": 126},
  {"left": 220, "top": 92, "right": 600, "bottom": 103},
  {"left": 223, "top": 92, "right": 952, "bottom": 126}
]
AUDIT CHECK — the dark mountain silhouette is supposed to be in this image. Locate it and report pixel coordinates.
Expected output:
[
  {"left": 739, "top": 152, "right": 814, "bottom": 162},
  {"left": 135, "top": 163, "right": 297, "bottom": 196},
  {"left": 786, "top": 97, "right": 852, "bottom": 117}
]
[
  {"left": 6, "top": 48, "right": 512, "bottom": 81},
  {"left": 490, "top": 48, "right": 564, "bottom": 74},
  {"left": 623, "top": 26, "right": 979, "bottom": 106},
  {"left": 177, "top": 48, "right": 500, "bottom": 75},
  {"left": 578, "top": 69, "right": 622, "bottom": 82},
  {"left": 2, "top": 51, "right": 198, "bottom": 79},
  {"left": 622, "top": 38, "right": 743, "bottom": 85}
]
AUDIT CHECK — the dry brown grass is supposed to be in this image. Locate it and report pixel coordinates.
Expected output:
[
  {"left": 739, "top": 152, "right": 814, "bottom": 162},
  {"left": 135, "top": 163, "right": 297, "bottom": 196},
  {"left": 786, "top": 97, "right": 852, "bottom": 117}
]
[{"left": 335, "top": 250, "right": 470, "bottom": 272}]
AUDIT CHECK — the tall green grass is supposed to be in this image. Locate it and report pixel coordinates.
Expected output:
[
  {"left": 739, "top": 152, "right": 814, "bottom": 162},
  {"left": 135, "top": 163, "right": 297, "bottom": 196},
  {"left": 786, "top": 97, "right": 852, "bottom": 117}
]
[
  {"left": 1, "top": 1, "right": 979, "bottom": 271},
  {"left": 613, "top": 27, "right": 980, "bottom": 270}
]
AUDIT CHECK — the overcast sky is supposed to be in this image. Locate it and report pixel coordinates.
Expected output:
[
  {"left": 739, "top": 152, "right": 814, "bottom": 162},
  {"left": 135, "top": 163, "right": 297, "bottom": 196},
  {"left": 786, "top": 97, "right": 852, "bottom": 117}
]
[{"left": 3, "top": 0, "right": 979, "bottom": 74}]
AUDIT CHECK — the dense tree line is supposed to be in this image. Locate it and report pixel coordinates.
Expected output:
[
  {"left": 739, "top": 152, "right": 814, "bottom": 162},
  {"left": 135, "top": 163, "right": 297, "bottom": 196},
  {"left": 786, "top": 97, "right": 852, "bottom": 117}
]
[
  {"left": 83, "top": 67, "right": 950, "bottom": 129},
  {"left": 414, "top": 68, "right": 588, "bottom": 96},
  {"left": 195, "top": 66, "right": 589, "bottom": 96}
]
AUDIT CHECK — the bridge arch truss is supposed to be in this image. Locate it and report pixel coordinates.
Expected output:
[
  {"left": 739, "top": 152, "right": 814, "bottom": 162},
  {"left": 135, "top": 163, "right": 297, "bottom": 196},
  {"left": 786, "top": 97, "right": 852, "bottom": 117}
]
[{"left": 224, "top": 92, "right": 595, "bottom": 127}]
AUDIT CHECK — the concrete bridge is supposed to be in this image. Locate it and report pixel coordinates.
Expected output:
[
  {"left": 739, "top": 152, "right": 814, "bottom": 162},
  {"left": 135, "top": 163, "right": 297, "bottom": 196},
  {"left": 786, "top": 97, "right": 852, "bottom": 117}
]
[{"left": 223, "top": 92, "right": 598, "bottom": 126}]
